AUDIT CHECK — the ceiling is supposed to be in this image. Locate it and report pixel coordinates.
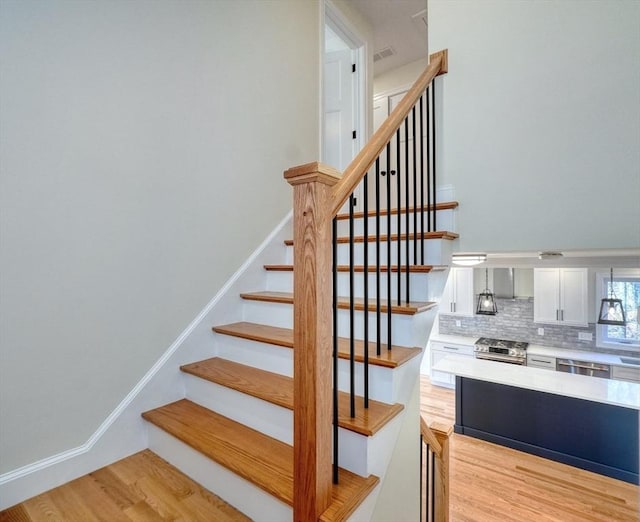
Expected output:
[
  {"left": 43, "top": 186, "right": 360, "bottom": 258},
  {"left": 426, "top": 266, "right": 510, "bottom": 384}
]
[{"left": 346, "top": 0, "right": 428, "bottom": 76}]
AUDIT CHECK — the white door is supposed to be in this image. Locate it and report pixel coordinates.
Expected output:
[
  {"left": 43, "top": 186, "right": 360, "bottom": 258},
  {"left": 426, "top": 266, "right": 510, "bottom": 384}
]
[
  {"left": 324, "top": 48, "right": 354, "bottom": 173},
  {"left": 323, "top": 19, "right": 362, "bottom": 212}
]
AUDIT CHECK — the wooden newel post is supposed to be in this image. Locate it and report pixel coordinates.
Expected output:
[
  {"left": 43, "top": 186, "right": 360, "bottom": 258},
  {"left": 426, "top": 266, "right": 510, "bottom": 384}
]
[
  {"left": 431, "top": 422, "right": 453, "bottom": 522},
  {"left": 284, "top": 162, "right": 342, "bottom": 522}
]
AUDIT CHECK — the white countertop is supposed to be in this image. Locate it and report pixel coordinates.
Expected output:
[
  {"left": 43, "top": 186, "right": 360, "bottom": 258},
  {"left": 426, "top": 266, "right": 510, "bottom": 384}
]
[
  {"left": 430, "top": 334, "right": 640, "bottom": 369},
  {"left": 528, "top": 344, "right": 640, "bottom": 368},
  {"left": 433, "top": 355, "right": 640, "bottom": 410},
  {"left": 430, "top": 333, "right": 478, "bottom": 346}
]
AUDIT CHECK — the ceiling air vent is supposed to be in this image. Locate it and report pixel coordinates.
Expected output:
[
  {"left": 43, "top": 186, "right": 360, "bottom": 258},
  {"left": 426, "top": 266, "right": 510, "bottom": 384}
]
[{"left": 373, "top": 46, "right": 395, "bottom": 63}]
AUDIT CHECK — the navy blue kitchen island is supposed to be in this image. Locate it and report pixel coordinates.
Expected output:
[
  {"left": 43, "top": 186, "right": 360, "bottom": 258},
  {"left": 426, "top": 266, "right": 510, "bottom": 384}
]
[
  {"left": 433, "top": 355, "right": 640, "bottom": 485},
  {"left": 454, "top": 376, "right": 639, "bottom": 484}
]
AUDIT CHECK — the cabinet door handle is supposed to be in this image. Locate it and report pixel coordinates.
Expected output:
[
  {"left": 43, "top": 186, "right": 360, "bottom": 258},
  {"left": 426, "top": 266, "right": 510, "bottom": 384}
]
[
  {"left": 561, "top": 309, "right": 564, "bottom": 321},
  {"left": 531, "top": 358, "right": 552, "bottom": 364},
  {"left": 443, "top": 346, "right": 459, "bottom": 351}
]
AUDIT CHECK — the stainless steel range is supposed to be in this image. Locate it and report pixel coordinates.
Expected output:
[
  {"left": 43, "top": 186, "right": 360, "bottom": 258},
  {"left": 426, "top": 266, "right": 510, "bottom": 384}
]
[{"left": 474, "top": 337, "right": 529, "bottom": 365}]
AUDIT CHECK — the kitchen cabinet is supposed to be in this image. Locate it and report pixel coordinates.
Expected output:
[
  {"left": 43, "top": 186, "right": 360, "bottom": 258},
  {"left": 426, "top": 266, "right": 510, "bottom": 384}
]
[
  {"left": 612, "top": 365, "right": 640, "bottom": 383},
  {"left": 430, "top": 340, "right": 474, "bottom": 388},
  {"left": 441, "top": 267, "right": 474, "bottom": 316},
  {"left": 527, "top": 354, "right": 556, "bottom": 370},
  {"left": 533, "top": 268, "right": 588, "bottom": 326}
]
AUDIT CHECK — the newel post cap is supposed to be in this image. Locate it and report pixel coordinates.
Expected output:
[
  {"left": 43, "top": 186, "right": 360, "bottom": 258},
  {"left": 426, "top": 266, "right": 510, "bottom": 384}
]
[{"left": 284, "top": 162, "right": 342, "bottom": 187}]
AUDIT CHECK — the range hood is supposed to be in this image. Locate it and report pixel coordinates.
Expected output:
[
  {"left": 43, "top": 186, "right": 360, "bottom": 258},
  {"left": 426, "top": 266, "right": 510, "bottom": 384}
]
[{"left": 493, "top": 268, "right": 515, "bottom": 298}]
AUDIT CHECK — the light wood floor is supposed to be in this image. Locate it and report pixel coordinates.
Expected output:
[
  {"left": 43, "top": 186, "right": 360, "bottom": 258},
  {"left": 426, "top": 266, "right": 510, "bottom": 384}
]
[
  {"left": 2, "top": 379, "right": 638, "bottom": 521},
  {"left": 420, "top": 375, "right": 640, "bottom": 522},
  {"left": 0, "top": 450, "right": 250, "bottom": 522}
]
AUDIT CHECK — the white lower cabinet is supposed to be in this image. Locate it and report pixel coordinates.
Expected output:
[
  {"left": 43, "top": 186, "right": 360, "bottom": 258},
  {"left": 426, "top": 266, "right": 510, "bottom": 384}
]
[
  {"left": 612, "top": 365, "right": 640, "bottom": 383},
  {"left": 430, "top": 340, "right": 475, "bottom": 388},
  {"left": 527, "top": 354, "right": 556, "bottom": 370}
]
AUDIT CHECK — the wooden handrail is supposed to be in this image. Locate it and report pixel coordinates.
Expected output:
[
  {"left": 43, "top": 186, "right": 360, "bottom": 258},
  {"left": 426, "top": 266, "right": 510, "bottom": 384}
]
[
  {"left": 420, "top": 416, "right": 442, "bottom": 456},
  {"left": 421, "top": 418, "right": 453, "bottom": 522},
  {"left": 331, "top": 49, "right": 448, "bottom": 216}
]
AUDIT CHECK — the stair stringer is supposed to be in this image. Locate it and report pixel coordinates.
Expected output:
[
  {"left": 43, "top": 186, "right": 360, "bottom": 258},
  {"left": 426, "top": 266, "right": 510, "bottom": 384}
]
[{"left": 0, "top": 210, "right": 294, "bottom": 510}]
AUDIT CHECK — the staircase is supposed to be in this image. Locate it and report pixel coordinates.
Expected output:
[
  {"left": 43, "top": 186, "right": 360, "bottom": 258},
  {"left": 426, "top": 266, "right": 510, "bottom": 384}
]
[{"left": 140, "top": 50, "right": 451, "bottom": 521}]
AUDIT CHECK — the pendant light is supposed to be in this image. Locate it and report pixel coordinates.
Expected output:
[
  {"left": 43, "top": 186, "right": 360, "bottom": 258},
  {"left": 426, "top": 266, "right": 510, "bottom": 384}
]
[
  {"left": 476, "top": 268, "right": 498, "bottom": 315},
  {"left": 597, "top": 268, "right": 626, "bottom": 326}
]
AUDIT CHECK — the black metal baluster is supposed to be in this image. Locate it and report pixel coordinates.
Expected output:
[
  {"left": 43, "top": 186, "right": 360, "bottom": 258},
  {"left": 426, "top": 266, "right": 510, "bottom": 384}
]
[
  {"left": 405, "top": 116, "right": 410, "bottom": 305},
  {"left": 363, "top": 175, "right": 369, "bottom": 409},
  {"left": 349, "top": 194, "right": 355, "bottom": 418},
  {"left": 332, "top": 217, "right": 339, "bottom": 484},
  {"left": 412, "top": 105, "right": 417, "bottom": 265},
  {"left": 386, "top": 144, "right": 392, "bottom": 351},
  {"left": 420, "top": 437, "right": 424, "bottom": 522},
  {"left": 432, "top": 80, "right": 437, "bottom": 232},
  {"left": 426, "top": 86, "right": 431, "bottom": 234},
  {"left": 375, "top": 158, "right": 381, "bottom": 356},
  {"left": 396, "top": 129, "right": 401, "bottom": 306},
  {"left": 430, "top": 451, "right": 436, "bottom": 521},
  {"left": 425, "top": 444, "right": 430, "bottom": 521},
  {"left": 420, "top": 93, "right": 425, "bottom": 261}
]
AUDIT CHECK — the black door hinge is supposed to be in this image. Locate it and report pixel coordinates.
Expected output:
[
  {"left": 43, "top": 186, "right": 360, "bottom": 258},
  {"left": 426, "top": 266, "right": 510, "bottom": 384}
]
[
  {"left": 351, "top": 197, "right": 357, "bottom": 207},
  {"left": 352, "top": 63, "right": 356, "bottom": 73},
  {"left": 352, "top": 130, "right": 357, "bottom": 139}
]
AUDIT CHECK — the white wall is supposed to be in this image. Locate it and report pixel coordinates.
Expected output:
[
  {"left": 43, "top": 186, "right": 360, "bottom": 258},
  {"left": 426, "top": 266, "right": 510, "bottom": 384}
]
[
  {"left": 429, "top": 0, "right": 640, "bottom": 252},
  {"left": 374, "top": 57, "right": 429, "bottom": 96},
  {"left": 0, "top": 0, "right": 320, "bottom": 474}
]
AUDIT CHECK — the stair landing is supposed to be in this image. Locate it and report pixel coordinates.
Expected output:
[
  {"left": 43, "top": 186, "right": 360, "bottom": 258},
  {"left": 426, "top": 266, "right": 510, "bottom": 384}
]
[{"left": 0, "top": 449, "right": 251, "bottom": 522}]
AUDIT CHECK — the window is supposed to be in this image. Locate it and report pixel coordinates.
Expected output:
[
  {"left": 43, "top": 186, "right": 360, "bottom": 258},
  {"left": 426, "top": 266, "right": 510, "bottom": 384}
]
[{"left": 595, "top": 269, "right": 640, "bottom": 351}]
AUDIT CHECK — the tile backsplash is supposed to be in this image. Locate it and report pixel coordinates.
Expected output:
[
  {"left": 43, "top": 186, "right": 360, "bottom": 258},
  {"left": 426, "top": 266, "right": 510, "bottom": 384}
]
[{"left": 439, "top": 298, "right": 638, "bottom": 357}]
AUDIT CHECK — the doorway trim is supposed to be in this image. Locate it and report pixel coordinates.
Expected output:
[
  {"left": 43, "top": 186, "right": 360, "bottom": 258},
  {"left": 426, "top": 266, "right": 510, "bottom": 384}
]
[{"left": 322, "top": 0, "right": 369, "bottom": 208}]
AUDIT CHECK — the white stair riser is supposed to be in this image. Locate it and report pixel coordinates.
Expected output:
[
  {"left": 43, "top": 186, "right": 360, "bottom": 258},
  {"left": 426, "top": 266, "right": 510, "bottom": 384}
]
[
  {"left": 337, "top": 355, "right": 422, "bottom": 404},
  {"left": 183, "top": 373, "right": 388, "bottom": 476},
  {"left": 337, "top": 412, "right": 403, "bottom": 478},
  {"left": 214, "top": 334, "right": 293, "bottom": 377},
  {"left": 183, "top": 374, "right": 293, "bottom": 444},
  {"left": 242, "top": 300, "right": 418, "bottom": 346},
  {"left": 335, "top": 208, "right": 455, "bottom": 236},
  {"left": 211, "top": 333, "right": 413, "bottom": 404},
  {"left": 285, "top": 239, "right": 449, "bottom": 266},
  {"left": 267, "top": 270, "right": 435, "bottom": 302},
  {"left": 336, "top": 309, "right": 418, "bottom": 348},
  {"left": 147, "top": 424, "right": 292, "bottom": 522}
]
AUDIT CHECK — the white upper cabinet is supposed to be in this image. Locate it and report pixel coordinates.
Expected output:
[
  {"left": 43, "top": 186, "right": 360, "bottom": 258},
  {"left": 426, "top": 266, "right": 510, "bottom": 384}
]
[
  {"left": 534, "top": 268, "right": 588, "bottom": 326},
  {"left": 441, "top": 267, "right": 474, "bottom": 316}
]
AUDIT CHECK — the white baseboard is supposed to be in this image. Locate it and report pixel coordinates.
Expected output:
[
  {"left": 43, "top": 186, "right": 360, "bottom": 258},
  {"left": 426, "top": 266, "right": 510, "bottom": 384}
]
[{"left": 0, "top": 211, "right": 293, "bottom": 510}]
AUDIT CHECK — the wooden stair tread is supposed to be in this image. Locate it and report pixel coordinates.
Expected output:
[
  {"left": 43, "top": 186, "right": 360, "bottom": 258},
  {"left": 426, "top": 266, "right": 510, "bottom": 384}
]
[
  {"left": 335, "top": 201, "right": 459, "bottom": 221},
  {"left": 264, "top": 264, "right": 447, "bottom": 273},
  {"left": 181, "top": 357, "right": 404, "bottom": 436},
  {"left": 212, "top": 321, "right": 420, "bottom": 368},
  {"left": 284, "top": 230, "right": 458, "bottom": 246},
  {"left": 142, "top": 400, "right": 379, "bottom": 521},
  {"left": 240, "top": 291, "right": 436, "bottom": 315}
]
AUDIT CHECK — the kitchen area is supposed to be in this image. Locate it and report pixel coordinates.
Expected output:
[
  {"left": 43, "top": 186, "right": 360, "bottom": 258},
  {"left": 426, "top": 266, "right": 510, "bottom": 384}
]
[{"left": 426, "top": 255, "right": 640, "bottom": 485}]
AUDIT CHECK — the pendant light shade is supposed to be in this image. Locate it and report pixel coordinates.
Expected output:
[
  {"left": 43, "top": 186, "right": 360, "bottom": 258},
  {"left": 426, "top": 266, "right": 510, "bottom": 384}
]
[
  {"left": 598, "top": 268, "right": 626, "bottom": 326},
  {"left": 476, "top": 268, "right": 497, "bottom": 315}
]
